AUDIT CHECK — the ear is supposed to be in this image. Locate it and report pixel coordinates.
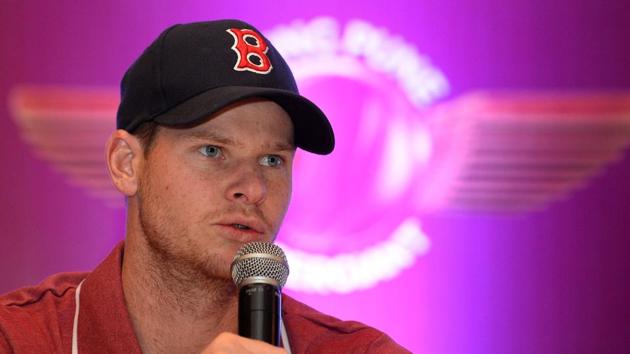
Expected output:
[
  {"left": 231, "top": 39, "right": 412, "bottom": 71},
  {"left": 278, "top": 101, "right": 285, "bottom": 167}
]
[{"left": 105, "top": 129, "right": 144, "bottom": 197}]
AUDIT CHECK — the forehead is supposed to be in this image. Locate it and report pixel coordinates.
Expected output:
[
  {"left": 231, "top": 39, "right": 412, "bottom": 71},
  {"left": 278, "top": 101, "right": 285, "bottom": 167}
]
[{"left": 161, "top": 99, "right": 295, "bottom": 148}]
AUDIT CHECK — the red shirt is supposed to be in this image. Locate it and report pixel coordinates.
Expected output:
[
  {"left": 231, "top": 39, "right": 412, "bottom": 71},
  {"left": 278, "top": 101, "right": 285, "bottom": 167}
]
[{"left": 0, "top": 243, "right": 409, "bottom": 353}]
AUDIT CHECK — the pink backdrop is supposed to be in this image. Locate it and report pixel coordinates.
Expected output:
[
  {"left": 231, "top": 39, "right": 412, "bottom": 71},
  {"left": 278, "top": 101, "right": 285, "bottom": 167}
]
[{"left": 1, "top": 1, "right": 630, "bottom": 353}]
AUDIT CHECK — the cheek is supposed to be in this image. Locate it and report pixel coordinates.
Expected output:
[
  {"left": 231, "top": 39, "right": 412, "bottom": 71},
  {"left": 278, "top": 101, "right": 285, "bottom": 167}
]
[
  {"left": 142, "top": 160, "right": 198, "bottom": 210},
  {"left": 267, "top": 174, "right": 292, "bottom": 215}
]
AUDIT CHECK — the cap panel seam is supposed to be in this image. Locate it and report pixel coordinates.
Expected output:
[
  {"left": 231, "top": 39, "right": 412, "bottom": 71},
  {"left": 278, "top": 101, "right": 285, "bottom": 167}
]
[{"left": 155, "top": 24, "right": 180, "bottom": 119}]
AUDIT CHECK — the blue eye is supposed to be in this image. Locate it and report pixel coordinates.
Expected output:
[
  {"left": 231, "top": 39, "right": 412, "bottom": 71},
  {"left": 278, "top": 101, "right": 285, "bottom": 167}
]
[
  {"left": 199, "top": 145, "right": 222, "bottom": 158},
  {"left": 260, "top": 155, "right": 283, "bottom": 167}
]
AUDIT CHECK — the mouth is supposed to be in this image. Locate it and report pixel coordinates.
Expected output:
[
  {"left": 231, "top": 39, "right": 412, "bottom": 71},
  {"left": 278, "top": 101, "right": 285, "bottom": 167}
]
[
  {"left": 232, "top": 223, "right": 252, "bottom": 231},
  {"left": 215, "top": 216, "right": 267, "bottom": 240},
  {"left": 218, "top": 221, "right": 264, "bottom": 234},
  {"left": 217, "top": 222, "right": 266, "bottom": 243}
]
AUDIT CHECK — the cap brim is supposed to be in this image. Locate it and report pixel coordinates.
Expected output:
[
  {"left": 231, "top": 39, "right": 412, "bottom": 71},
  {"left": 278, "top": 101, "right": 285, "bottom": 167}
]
[{"left": 153, "top": 86, "right": 335, "bottom": 155}]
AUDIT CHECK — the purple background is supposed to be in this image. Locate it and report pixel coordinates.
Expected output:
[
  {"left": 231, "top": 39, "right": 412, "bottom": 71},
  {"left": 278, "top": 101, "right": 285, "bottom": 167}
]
[{"left": 1, "top": 1, "right": 630, "bottom": 353}]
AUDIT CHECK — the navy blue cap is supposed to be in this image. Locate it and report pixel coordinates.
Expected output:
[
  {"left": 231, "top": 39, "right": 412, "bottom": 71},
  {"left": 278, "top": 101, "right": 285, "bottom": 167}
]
[{"left": 116, "top": 19, "right": 334, "bottom": 155}]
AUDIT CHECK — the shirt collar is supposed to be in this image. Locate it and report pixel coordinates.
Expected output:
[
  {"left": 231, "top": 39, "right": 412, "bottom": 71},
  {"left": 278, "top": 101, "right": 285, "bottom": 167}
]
[
  {"left": 77, "top": 241, "right": 142, "bottom": 354},
  {"left": 76, "top": 241, "right": 294, "bottom": 353}
]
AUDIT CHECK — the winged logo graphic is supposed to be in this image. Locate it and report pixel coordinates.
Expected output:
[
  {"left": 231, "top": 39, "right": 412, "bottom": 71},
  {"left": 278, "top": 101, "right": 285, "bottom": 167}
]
[{"left": 9, "top": 17, "right": 630, "bottom": 293}]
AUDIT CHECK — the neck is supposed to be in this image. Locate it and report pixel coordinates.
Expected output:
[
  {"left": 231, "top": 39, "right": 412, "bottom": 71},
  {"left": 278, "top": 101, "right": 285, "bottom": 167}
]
[{"left": 122, "top": 231, "right": 238, "bottom": 354}]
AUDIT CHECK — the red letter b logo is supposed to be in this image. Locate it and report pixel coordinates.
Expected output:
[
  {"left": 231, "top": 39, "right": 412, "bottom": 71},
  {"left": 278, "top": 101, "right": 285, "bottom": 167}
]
[{"left": 226, "top": 28, "right": 273, "bottom": 74}]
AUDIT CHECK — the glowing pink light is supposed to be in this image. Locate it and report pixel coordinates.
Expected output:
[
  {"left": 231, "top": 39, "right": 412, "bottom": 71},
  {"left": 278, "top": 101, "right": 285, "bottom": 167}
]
[{"left": 10, "top": 20, "right": 630, "bottom": 294}]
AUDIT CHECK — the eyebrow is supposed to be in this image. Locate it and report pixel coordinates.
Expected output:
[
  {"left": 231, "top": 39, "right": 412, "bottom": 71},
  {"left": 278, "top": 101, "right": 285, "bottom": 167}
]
[{"left": 182, "top": 128, "right": 295, "bottom": 151}]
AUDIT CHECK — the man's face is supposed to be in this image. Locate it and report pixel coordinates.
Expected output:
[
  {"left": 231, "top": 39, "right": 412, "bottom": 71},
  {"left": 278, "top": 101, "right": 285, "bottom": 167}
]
[{"left": 135, "top": 99, "right": 295, "bottom": 280}]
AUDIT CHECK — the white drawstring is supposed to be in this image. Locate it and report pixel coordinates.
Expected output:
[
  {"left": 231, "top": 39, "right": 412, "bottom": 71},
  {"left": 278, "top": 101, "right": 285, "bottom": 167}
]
[
  {"left": 71, "top": 280, "right": 85, "bottom": 354},
  {"left": 280, "top": 317, "right": 292, "bottom": 354}
]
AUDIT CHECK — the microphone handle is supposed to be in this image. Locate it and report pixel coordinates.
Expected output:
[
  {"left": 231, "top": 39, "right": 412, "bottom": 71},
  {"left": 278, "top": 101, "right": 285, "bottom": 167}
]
[{"left": 238, "top": 283, "right": 281, "bottom": 346}]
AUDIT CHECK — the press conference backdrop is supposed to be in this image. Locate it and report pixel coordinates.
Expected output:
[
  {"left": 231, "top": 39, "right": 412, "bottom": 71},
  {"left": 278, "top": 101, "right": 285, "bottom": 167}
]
[{"left": 1, "top": 1, "right": 630, "bottom": 353}]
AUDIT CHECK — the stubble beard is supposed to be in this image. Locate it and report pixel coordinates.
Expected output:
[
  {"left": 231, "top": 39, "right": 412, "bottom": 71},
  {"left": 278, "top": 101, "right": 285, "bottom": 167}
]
[{"left": 136, "top": 170, "right": 236, "bottom": 305}]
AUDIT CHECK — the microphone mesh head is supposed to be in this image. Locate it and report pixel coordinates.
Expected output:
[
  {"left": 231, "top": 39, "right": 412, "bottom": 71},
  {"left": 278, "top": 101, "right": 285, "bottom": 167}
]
[{"left": 231, "top": 242, "right": 289, "bottom": 289}]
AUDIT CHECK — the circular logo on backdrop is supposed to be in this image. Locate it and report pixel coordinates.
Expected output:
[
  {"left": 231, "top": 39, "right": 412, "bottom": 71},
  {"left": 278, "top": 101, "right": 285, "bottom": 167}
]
[
  {"left": 8, "top": 17, "right": 450, "bottom": 295},
  {"left": 266, "top": 17, "right": 450, "bottom": 294}
]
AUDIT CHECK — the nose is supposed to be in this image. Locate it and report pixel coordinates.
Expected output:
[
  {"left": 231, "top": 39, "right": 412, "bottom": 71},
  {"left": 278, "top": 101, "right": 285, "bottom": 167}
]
[{"left": 225, "top": 164, "right": 267, "bottom": 206}]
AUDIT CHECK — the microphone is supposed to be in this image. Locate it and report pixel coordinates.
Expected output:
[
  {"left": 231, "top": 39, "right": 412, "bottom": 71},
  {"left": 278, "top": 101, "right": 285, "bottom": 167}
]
[{"left": 231, "top": 242, "right": 289, "bottom": 346}]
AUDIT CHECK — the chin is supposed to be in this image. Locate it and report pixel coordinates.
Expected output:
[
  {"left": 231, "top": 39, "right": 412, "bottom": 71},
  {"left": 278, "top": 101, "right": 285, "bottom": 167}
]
[{"left": 192, "top": 248, "right": 234, "bottom": 280}]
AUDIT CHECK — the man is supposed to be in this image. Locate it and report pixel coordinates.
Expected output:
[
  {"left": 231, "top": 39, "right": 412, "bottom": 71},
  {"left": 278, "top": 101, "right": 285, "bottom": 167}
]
[{"left": 0, "top": 20, "right": 409, "bottom": 353}]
